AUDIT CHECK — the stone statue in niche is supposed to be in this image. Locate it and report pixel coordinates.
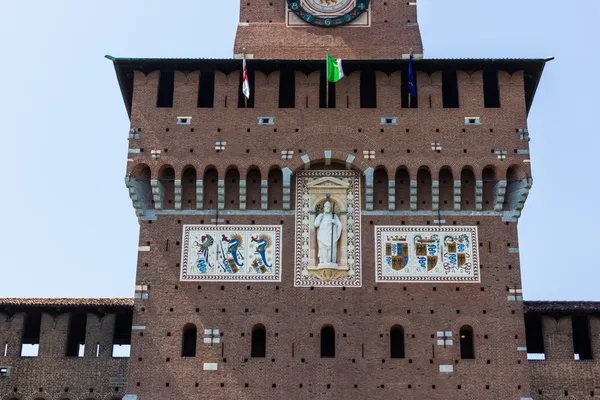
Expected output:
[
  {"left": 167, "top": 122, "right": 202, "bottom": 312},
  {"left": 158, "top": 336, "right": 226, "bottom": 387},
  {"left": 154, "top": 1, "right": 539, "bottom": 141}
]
[{"left": 314, "top": 201, "right": 342, "bottom": 266}]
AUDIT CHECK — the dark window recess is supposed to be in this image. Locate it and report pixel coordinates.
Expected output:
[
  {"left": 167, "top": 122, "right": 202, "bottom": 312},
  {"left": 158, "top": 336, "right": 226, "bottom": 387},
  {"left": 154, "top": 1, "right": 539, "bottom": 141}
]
[
  {"left": 22, "top": 311, "right": 42, "bottom": 346},
  {"left": 156, "top": 70, "right": 174, "bottom": 108},
  {"left": 483, "top": 70, "right": 500, "bottom": 108},
  {"left": 279, "top": 69, "right": 296, "bottom": 108},
  {"left": 401, "top": 67, "right": 418, "bottom": 108},
  {"left": 390, "top": 325, "right": 405, "bottom": 359},
  {"left": 238, "top": 68, "right": 255, "bottom": 108},
  {"left": 460, "top": 326, "right": 475, "bottom": 359},
  {"left": 572, "top": 316, "right": 593, "bottom": 360},
  {"left": 66, "top": 313, "right": 87, "bottom": 357},
  {"left": 524, "top": 314, "right": 545, "bottom": 355},
  {"left": 197, "top": 70, "right": 215, "bottom": 108},
  {"left": 113, "top": 312, "right": 133, "bottom": 347},
  {"left": 182, "top": 324, "right": 197, "bottom": 357},
  {"left": 319, "top": 70, "right": 336, "bottom": 108},
  {"left": 251, "top": 324, "right": 266, "bottom": 358},
  {"left": 321, "top": 326, "right": 336, "bottom": 358},
  {"left": 360, "top": 69, "right": 377, "bottom": 108},
  {"left": 442, "top": 70, "right": 459, "bottom": 108}
]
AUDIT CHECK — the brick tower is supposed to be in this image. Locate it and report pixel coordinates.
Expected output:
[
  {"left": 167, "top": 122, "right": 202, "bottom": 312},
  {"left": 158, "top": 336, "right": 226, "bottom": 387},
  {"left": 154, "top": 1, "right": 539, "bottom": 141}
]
[{"left": 111, "top": 1, "right": 548, "bottom": 399}]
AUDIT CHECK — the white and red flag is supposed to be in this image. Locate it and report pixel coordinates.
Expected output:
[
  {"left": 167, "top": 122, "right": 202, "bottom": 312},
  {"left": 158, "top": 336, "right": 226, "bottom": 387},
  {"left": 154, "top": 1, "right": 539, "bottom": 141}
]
[{"left": 242, "top": 56, "right": 250, "bottom": 99}]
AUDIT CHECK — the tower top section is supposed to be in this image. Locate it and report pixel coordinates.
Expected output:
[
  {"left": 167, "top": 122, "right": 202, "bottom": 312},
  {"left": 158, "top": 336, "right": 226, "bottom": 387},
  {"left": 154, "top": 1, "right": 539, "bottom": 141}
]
[{"left": 234, "top": 0, "right": 423, "bottom": 60}]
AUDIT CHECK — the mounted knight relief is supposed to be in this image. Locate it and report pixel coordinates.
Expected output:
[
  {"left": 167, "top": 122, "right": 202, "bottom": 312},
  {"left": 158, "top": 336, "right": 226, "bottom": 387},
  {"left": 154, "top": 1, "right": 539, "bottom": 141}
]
[
  {"left": 286, "top": 0, "right": 371, "bottom": 27},
  {"left": 375, "top": 226, "right": 480, "bottom": 283},
  {"left": 294, "top": 170, "right": 362, "bottom": 287},
  {"left": 180, "top": 225, "right": 282, "bottom": 282}
]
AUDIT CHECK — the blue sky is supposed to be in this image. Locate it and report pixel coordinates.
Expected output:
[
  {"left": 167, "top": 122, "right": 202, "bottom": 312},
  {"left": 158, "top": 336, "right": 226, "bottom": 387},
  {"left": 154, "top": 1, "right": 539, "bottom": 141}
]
[{"left": 0, "top": 0, "right": 598, "bottom": 300}]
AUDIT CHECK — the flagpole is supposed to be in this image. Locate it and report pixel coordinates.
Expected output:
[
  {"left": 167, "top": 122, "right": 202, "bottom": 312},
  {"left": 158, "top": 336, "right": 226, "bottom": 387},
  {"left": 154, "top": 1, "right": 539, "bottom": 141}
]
[
  {"left": 326, "top": 50, "right": 330, "bottom": 109},
  {"left": 408, "top": 48, "right": 414, "bottom": 109},
  {"left": 243, "top": 48, "right": 248, "bottom": 108}
]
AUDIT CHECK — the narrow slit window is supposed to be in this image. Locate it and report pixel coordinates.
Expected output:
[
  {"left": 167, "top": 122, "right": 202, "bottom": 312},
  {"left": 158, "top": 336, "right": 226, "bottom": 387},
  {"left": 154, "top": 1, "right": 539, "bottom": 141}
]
[
  {"left": 483, "top": 70, "right": 500, "bottom": 108},
  {"left": 360, "top": 69, "right": 377, "bottom": 108},
  {"left": 182, "top": 324, "right": 197, "bottom": 357},
  {"left": 459, "top": 325, "right": 475, "bottom": 359},
  {"left": 251, "top": 324, "right": 266, "bottom": 358},
  {"left": 390, "top": 325, "right": 405, "bottom": 359},
  {"left": 320, "top": 326, "right": 336, "bottom": 358},
  {"left": 279, "top": 69, "right": 296, "bottom": 108},
  {"left": 156, "top": 70, "right": 175, "bottom": 108},
  {"left": 442, "top": 70, "right": 459, "bottom": 108},
  {"left": 197, "top": 70, "right": 215, "bottom": 108}
]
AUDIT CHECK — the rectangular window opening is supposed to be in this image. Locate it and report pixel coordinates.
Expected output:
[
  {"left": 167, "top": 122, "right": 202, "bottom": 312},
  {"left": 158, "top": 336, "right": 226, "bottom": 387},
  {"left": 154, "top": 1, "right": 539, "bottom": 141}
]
[
  {"left": 360, "top": 69, "right": 377, "bottom": 108},
  {"left": 20, "top": 311, "right": 41, "bottom": 357},
  {"left": 3, "top": 342, "right": 7, "bottom": 357},
  {"left": 112, "top": 312, "right": 133, "bottom": 359},
  {"left": 197, "top": 70, "right": 215, "bottom": 108},
  {"left": 483, "top": 70, "right": 500, "bottom": 108},
  {"left": 66, "top": 312, "right": 88, "bottom": 357},
  {"left": 96, "top": 343, "right": 100, "bottom": 357},
  {"left": 156, "top": 70, "right": 175, "bottom": 108},
  {"left": 279, "top": 68, "right": 296, "bottom": 108},
  {"left": 442, "top": 70, "right": 459, "bottom": 108},
  {"left": 319, "top": 70, "right": 336, "bottom": 108},
  {"left": 572, "top": 315, "right": 593, "bottom": 360},
  {"left": 401, "top": 67, "right": 418, "bottom": 108},
  {"left": 525, "top": 314, "right": 545, "bottom": 361}
]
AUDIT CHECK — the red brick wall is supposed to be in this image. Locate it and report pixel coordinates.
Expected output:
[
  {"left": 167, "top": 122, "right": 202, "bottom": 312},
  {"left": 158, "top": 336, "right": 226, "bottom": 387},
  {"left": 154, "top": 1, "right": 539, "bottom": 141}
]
[{"left": 234, "top": 2, "right": 424, "bottom": 59}]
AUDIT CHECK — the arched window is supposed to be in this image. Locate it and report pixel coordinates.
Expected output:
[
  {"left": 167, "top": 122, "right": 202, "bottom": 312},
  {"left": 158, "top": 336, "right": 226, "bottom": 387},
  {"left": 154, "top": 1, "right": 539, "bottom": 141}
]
[
  {"left": 320, "top": 326, "right": 335, "bottom": 358},
  {"left": 224, "top": 167, "right": 240, "bottom": 210},
  {"left": 159, "top": 165, "right": 175, "bottom": 210},
  {"left": 395, "top": 167, "right": 410, "bottom": 210},
  {"left": 373, "top": 167, "right": 388, "bottom": 210},
  {"left": 251, "top": 324, "right": 266, "bottom": 358},
  {"left": 439, "top": 167, "right": 454, "bottom": 210},
  {"left": 390, "top": 325, "right": 405, "bottom": 359},
  {"left": 181, "top": 324, "right": 197, "bottom": 357},
  {"left": 417, "top": 168, "right": 432, "bottom": 210},
  {"left": 181, "top": 166, "right": 197, "bottom": 209},
  {"left": 460, "top": 325, "right": 475, "bottom": 359},
  {"left": 203, "top": 167, "right": 218, "bottom": 209},
  {"left": 482, "top": 167, "right": 496, "bottom": 211},
  {"left": 268, "top": 168, "right": 283, "bottom": 210}
]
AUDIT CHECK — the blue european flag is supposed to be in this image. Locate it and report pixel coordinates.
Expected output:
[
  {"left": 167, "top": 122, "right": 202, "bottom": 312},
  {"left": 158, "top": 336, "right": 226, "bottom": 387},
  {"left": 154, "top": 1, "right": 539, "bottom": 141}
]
[{"left": 408, "top": 54, "right": 417, "bottom": 98}]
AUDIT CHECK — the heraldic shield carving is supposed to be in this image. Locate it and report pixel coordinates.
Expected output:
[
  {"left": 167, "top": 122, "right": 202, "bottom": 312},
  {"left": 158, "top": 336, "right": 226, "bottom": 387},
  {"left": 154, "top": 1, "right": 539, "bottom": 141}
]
[{"left": 375, "top": 226, "right": 480, "bottom": 283}]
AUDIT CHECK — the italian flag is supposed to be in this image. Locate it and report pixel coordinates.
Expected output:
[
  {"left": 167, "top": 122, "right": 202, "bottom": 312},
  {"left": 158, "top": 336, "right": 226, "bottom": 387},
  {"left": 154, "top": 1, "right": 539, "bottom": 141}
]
[{"left": 327, "top": 54, "right": 344, "bottom": 83}]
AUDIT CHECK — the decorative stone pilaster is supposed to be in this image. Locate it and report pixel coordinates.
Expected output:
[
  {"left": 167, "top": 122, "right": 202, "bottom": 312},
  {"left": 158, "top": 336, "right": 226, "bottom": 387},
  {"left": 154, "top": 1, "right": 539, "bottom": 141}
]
[
  {"left": 453, "top": 180, "right": 461, "bottom": 211},
  {"left": 431, "top": 180, "right": 440, "bottom": 211},
  {"left": 493, "top": 180, "right": 507, "bottom": 211},
  {"left": 261, "top": 180, "right": 268, "bottom": 210},
  {"left": 364, "top": 167, "right": 374, "bottom": 211},
  {"left": 196, "top": 180, "right": 203, "bottom": 209},
  {"left": 388, "top": 180, "right": 396, "bottom": 211},
  {"left": 174, "top": 180, "right": 182, "bottom": 209},
  {"left": 151, "top": 179, "right": 164, "bottom": 210},
  {"left": 475, "top": 180, "right": 483, "bottom": 211},
  {"left": 217, "top": 180, "right": 225, "bottom": 210},
  {"left": 410, "top": 180, "right": 418, "bottom": 211},
  {"left": 239, "top": 179, "right": 247, "bottom": 210},
  {"left": 282, "top": 168, "right": 292, "bottom": 210}
]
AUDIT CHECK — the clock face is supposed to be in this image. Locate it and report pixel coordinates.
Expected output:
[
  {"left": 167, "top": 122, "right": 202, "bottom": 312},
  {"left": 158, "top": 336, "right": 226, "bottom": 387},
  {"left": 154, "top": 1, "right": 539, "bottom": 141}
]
[{"left": 287, "top": 0, "right": 370, "bottom": 27}]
